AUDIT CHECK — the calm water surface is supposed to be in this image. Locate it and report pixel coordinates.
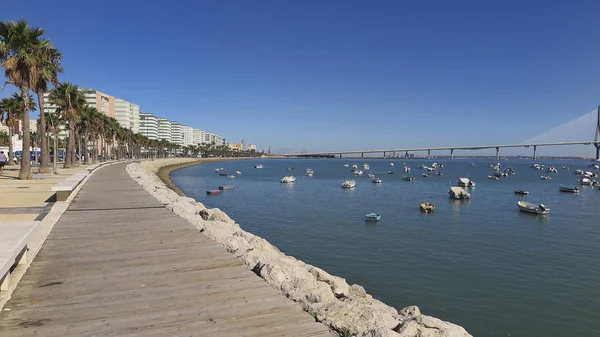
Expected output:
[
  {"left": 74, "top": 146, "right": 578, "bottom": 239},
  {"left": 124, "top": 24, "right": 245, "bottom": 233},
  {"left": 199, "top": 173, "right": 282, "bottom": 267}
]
[{"left": 171, "top": 159, "right": 600, "bottom": 337}]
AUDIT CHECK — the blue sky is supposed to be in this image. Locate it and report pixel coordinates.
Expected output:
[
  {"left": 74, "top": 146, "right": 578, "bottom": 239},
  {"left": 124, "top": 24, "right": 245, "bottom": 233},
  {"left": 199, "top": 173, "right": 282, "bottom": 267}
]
[{"left": 2, "top": 1, "right": 600, "bottom": 156}]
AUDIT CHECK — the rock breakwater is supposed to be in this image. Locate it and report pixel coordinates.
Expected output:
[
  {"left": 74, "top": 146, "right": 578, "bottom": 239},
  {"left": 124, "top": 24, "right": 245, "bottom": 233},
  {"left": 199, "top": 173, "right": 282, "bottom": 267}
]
[{"left": 127, "top": 159, "right": 472, "bottom": 337}]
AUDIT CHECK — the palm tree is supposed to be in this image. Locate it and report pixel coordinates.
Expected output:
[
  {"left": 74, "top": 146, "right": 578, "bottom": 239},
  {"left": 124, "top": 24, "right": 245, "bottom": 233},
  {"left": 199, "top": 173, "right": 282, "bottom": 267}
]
[
  {"left": 0, "top": 20, "right": 56, "bottom": 179},
  {"left": 34, "top": 46, "right": 62, "bottom": 173},
  {"left": 0, "top": 95, "right": 20, "bottom": 165},
  {"left": 44, "top": 111, "right": 62, "bottom": 172},
  {"left": 48, "top": 82, "right": 85, "bottom": 168}
]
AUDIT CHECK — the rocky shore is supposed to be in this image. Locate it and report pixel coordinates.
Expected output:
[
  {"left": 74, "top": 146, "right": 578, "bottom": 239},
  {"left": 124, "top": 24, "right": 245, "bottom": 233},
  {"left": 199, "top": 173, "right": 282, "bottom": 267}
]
[{"left": 126, "top": 158, "right": 472, "bottom": 337}]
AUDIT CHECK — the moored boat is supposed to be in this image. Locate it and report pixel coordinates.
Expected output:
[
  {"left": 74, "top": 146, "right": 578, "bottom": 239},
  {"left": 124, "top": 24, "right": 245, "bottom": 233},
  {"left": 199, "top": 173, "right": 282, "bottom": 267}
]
[
  {"left": 206, "top": 190, "right": 221, "bottom": 195},
  {"left": 488, "top": 175, "right": 500, "bottom": 180},
  {"left": 254, "top": 164, "right": 263, "bottom": 169},
  {"left": 579, "top": 177, "right": 593, "bottom": 185},
  {"left": 402, "top": 175, "right": 415, "bottom": 182},
  {"left": 227, "top": 174, "right": 235, "bottom": 179},
  {"left": 218, "top": 184, "right": 234, "bottom": 190},
  {"left": 372, "top": 177, "right": 382, "bottom": 184},
  {"left": 352, "top": 164, "right": 358, "bottom": 169},
  {"left": 517, "top": 200, "right": 549, "bottom": 214},
  {"left": 457, "top": 178, "right": 475, "bottom": 187},
  {"left": 390, "top": 162, "right": 394, "bottom": 166},
  {"left": 367, "top": 173, "right": 375, "bottom": 178},
  {"left": 365, "top": 213, "right": 382, "bottom": 221},
  {"left": 420, "top": 202, "right": 435, "bottom": 213},
  {"left": 362, "top": 163, "right": 370, "bottom": 170},
  {"left": 344, "top": 163, "right": 349, "bottom": 167},
  {"left": 342, "top": 180, "right": 356, "bottom": 189},
  {"left": 540, "top": 175, "right": 552, "bottom": 180},
  {"left": 422, "top": 173, "right": 430, "bottom": 178},
  {"left": 387, "top": 170, "right": 394, "bottom": 174},
  {"left": 559, "top": 186, "right": 580, "bottom": 193},
  {"left": 236, "top": 171, "right": 242, "bottom": 175},
  {"left": 353, "top": 170, "right": 364, "bottom": 176},
  {"left": 281, "top": 176, "right": 296, "bottom": 183},
  {"left": 219, "top": 173, "right": 229, "bottom": 176},
  {"left": 514, "top": 189, "right": 529, "bottom": 195},
  {"left": 449, "top": 186, "right": 470, "bottom": 199}
]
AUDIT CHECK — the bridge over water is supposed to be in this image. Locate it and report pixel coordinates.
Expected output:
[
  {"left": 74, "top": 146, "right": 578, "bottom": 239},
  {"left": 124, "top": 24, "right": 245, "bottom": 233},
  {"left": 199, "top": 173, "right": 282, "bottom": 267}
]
[{"left": 290, "top": 106, "right": 600, "bottom": 161}]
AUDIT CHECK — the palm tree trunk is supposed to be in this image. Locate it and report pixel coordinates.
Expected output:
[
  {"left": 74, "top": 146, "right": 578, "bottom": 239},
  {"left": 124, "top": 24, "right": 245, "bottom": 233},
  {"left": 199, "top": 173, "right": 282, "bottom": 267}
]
[
  {"left": 64, "top": 122, "right": 73, "bottom": 168},
  {"left": 8, "top": 128, "right": 15, "bottom": 165},
  {"left": 18, "top": 88, "right": 32, "bottom": 180},
  {"left": 37, "top": 92, "right": 50, "bottom": 173},
  {"left": 53, "top": 129, "right": 58, "bottom": 174},
  {"left": 83, "top": 136, "right": 90, "bottom": 165}
]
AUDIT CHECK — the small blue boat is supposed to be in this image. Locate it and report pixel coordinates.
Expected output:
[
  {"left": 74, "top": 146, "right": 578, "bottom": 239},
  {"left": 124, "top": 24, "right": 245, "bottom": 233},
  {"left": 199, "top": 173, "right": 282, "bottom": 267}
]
[{"left": 365, "top": 213, "right": 382, "bottom": 221}]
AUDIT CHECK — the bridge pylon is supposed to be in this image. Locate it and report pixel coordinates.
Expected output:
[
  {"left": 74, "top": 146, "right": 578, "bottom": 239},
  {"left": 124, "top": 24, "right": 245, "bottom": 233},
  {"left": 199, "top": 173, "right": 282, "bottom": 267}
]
[{"left": 595, "top": 105, "right": 600, "bottom": 160}]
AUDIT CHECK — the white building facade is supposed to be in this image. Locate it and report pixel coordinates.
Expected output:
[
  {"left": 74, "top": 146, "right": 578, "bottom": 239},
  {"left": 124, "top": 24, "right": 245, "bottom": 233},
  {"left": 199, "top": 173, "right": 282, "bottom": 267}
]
[
  {"left": 139, "top": 112, "right": 158, "bottom": 140},
  {"left": 171, "top": 122, "right": 184, "bottom": 146},
  {"left": 114, "top": 98, "right": 140, "bottom": 133},
  {"left": 181, "top": 125, "right": 194, "bottom": 146},
  {"left": 157, "top": 118, "right": 172, "bottom": 142}
]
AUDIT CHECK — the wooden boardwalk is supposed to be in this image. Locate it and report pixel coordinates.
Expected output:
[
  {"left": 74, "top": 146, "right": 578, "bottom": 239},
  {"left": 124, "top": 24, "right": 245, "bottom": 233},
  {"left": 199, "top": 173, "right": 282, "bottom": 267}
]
[{"left": 0, "top": 163, "right": 334, "bottom": 337}]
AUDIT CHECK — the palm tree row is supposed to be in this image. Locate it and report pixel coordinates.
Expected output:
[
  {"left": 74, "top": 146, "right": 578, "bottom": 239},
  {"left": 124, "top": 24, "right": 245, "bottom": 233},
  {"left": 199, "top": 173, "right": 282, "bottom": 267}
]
[{"left": 2, "top": 20, "right": 252, "bottom": 179}]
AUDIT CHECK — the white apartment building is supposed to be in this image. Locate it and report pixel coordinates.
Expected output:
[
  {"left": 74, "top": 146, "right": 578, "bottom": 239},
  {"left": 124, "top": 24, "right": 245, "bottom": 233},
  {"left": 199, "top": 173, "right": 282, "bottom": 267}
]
[
  {"left": 171, "top": 122, "right": 184, "bottom": 146},
  {"left": 193, "top": 128, "right": 205, "bottom": 146},
  {"left": 157, "top": 118, "right": 172, "bottom": 142},
  {"left": 114, "top": 98, "right": 140, "bottom": 133},
  {"left": 181, "top": 125, "right": 194, "bottom": 146},
  {"left": 139, "top": 112, "right": 158, "bottom": 140}
]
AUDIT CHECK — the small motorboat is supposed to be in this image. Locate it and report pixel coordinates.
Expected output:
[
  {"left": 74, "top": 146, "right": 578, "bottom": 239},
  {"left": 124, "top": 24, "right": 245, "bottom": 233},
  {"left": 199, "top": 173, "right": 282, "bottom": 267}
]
[
  {"left": 362, "top": 163, "right": 370, "bottom": 170},
  {"left": 218, "top": 185, "right": 234, "bottom": 190},
  {"left": 286, "top": 167, "right": 295, "bottom": 171},
  {"left": 236, "top": 171, "right": 242, "bottom": 175},
  {"left": 342, "top": 180, "right": 356, "bottom": 189},
  {"left": 387, "top": 170, "right": 394, "bottom": 174},
  {"left": 517, "top": 201, "right": 550, "bottom": 215},
  {"left": 390, "top": 162, "right": 394, "bottom": 166},
  {"left": 436, "top": 171, "right": 443, "bottom": 176},
  {"left": 215, "top": 168, "right": 224, "bottom": 173},
  {"left": 254, "top": 164, "right": 263, "bottom": 169},
  {"left": 547, "top": 167, "right": 558, "bottom": 173},
  {"left": 227, "top": 174, "right": 235, "bottom": 179},
  {"left": 402, "top": 175, "right": 415, "bottom": 182},
  {"left": 449, "top": 186, "right": 470, "bottom": 199},
  {"left": 367, "top": 173, "right": 375, "bottom": 178},
  {"left": 306, "top": 172, "right": 313, "bottom": 177},
  {"left": 404, "top": 167, "right": 411, "bottom": 173},
  {"left": 488, "top": 175, "right": 500, "bottom": 180},
  {"left": 206, "top": 190, "right": 221, "bottom": 195},
  {"left": 422, "top": 173, "right": 430, "bottom": 178},
  {"left": 306, "top": 168, "right": 314, "bottom": 174},
  {"left": 372, "top": 177, "right": 382, "bottom": 184},
  {"left": 540, "top": 175, "right": 552, "bottom": 180},
  {"left": 470, "top": 163, "right": 476, "bottom": 167},
  {"left": 457, "top": 178, "right": 475, "bottom": 187},
  {"left": 344, "top": 163, "right": 349, "bottom": 167},
  {"left": 559, "top": 186, "right": 580, "bottom": 193},
  {"left": 281, "top": 176, "right": 296, "bottom": 183},
  {"left": 420, "top": 202, "right": 435, "bottom": 213},
  {"left": 352, "top": 164, "right": 358, "bottom": 169},
  {"left": 365, "top": 213, "right": 382, "bottom": 221},
  {"left": 353, "top": 170, "right": 364, "bottom": 176},
  {"left": 579, "top": 178, "right": 593, "bottom": 185},
  {"left": 574, "top": 169, "right": 583, "bottom": 175},
  {"left": 562, "top": 166, "right": 570, "bottom": 170},
  {"left": 514, "top": 189, "right": 529, "bottom": 195}
]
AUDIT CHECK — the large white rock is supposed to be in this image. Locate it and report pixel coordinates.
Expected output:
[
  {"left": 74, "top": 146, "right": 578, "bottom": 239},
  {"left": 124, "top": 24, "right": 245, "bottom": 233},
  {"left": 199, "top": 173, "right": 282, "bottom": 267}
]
[{"left": 307, "top": 266, "right": 350, "bottom": 298}]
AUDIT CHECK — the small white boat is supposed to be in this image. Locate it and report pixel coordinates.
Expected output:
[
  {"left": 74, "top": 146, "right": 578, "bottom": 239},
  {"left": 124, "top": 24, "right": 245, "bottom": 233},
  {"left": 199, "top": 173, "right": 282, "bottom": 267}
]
[
  {"left": 342, "top": 180, "right": 356, "bottom": 189},
  {"left": 306, "top": 168, "right": 314, "bottom": 174},
  {"left": 227, "top": 174, "right": 235, "bottom": 179},
  {"left": 470, "top": 163, "right": 476, "bottom": 167},
  {"left": 236, "top": 171, "right": 242, "bottom": 175},
  {"left": 422, "top": 173, "right": 430, "bottom": 178},
  {"left": 353, "top": 170, "right": 364, "bottom": 176},
  {"left": 365, "top": 213, "right": 381, "bottom": 221},
  {"left": 517, "top": 201, "right": 550, "bottom": 215},
  {"left": 306, "top": 172, "right": 313, "bottom": 177},
  {"left": 218, "top": 184, "right": 235, "bottom": 190},
  {"left": 352, "top": 164, "right": 358, "bottom": 169},
  {"left": 281, "top": 176, "right": 296, "bottom": 183},
  {"left": 449, "top": 186, "right": 470, "bottom": 199},
  {"left": 457, "top": 178, "right": 475, "bottom": 187},
  {"left": 344, "top": 163, "right": 349, "bottom": 167},
  {"left": 574, "top": 169, "right": 583, "bottom": 175},
  {"left": 254, "top": 164, "right": 263, "bottom": 169},
  {"left": 488, "top": 175, "right": 500, "bottom": 180},
  {"left": 362, "top": 163, "right": 370, "bottom": 170},
  {"left": 579, "top": 178, "right": 593, "bottom": 186},
  {"left": 390, "top": 162, "right": 394, "bottom": 166},
  {"left": 215, "top": 168, "right": 224, "bottom": 173},
  {"left": 540, "top": 175, "right": 552, "bottom": 180},
  {"left": 404, "top": 167, "right": 411, "bottom": 173},
  {"left": 367, "top": 173, "right": 375, "bottom": 178},
  {"left": 372, "top": 178, "right": 382, "bottom": 184},
  {"left": 547, "top": 167, "right": 557, "bottom": 173}
]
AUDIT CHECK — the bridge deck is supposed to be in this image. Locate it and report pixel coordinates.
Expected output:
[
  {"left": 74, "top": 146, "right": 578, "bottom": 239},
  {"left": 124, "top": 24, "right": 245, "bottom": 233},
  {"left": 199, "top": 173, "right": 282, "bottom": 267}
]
[{"left": 0, "top": 163, "right": 333, "bottom": 337}]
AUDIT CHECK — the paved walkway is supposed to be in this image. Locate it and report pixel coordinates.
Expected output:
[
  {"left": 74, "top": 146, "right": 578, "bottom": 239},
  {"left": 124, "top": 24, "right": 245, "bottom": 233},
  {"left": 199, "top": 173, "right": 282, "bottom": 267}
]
[
  {"left": 0, "top": 164, "right": 89, "bottom": 222},
  {"left": 0, "top": 163, "right": 334, "bottom": 336}
]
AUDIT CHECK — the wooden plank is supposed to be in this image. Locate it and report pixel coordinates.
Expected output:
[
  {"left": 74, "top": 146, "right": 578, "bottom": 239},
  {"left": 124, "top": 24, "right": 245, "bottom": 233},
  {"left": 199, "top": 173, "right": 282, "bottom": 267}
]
[{"left": 0, "top": 163, "right": 334, "bottom": 337}]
